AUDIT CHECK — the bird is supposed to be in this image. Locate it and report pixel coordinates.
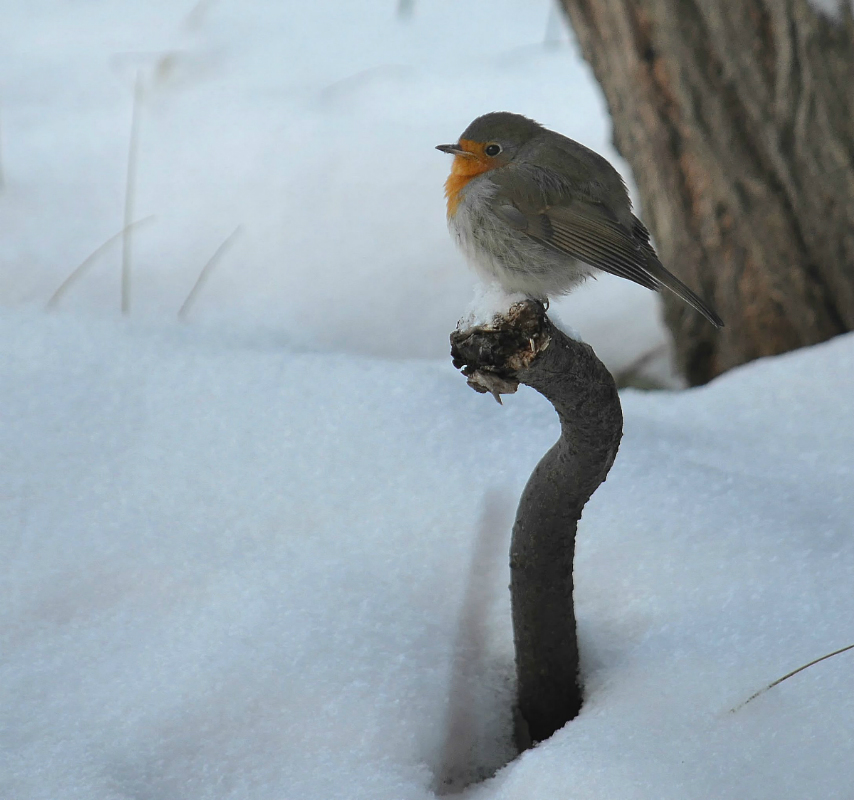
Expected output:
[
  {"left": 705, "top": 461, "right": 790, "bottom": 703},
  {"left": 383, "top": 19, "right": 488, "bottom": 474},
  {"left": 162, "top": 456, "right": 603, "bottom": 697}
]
[{"left": 437, "top": 112, "right": 723, "bottom": 328}]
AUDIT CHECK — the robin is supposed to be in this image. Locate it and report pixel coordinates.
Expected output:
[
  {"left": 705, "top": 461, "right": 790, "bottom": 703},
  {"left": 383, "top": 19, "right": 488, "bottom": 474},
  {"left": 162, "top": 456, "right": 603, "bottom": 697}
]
[{"left": 437, "top": 112, "right": 723, "bottom": 327}]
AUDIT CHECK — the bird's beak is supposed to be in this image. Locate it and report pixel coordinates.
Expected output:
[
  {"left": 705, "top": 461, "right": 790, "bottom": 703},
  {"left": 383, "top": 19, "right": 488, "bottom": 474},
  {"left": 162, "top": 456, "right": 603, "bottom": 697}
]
[{"left": 436, "top": 143, "right": 471, "bottom": 157}]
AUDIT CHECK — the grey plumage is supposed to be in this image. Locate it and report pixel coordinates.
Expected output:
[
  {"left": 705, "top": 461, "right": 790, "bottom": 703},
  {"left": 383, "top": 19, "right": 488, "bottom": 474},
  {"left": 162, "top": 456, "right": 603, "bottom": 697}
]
[{"left": 442, "top": 112, "right": 723, "bottom": 328}]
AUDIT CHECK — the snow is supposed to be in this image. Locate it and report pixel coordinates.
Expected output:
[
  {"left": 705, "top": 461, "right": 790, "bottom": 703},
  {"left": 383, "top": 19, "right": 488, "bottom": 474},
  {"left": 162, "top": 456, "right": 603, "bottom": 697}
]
[
  {"left": 2, "top": 310, "right": 854, "bottom": 799},
  {"left": 2, "top": 2, "right": 854, "bottom": 798},
  {"left": 458, "top": 284, "right": 583, "bottom": 345},
  {"left": 458, "top": 284, "right": 529, "bottom": 329}
]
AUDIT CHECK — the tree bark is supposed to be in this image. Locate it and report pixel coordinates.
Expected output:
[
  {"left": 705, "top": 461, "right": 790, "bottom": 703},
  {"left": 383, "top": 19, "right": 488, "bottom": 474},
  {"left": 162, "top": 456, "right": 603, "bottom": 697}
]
[
  {"left": 560, "top": 0, "right": 854, "bottom": 384},
  {"left": 450, "top": 301, "right": 623, "bottom": 745}
]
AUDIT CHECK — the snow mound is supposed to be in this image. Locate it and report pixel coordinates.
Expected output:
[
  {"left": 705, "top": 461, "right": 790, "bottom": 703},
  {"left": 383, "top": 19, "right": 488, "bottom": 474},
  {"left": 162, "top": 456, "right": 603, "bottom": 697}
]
[{"left": 1, "top": 311, "right": 852, "bottom": 799}]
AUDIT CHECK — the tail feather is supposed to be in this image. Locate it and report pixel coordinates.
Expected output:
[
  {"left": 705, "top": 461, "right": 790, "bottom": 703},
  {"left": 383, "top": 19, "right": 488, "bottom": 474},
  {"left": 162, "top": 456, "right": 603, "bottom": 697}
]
[{"left": 644, "top": 255, "right": 724, "bottom": 328}]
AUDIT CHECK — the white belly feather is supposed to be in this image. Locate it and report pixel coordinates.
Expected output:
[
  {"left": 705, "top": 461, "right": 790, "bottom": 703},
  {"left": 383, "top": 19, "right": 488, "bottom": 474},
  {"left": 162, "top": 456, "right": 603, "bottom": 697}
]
[{"left": 449, "top": 176, "right": 590, "bottom": 299}]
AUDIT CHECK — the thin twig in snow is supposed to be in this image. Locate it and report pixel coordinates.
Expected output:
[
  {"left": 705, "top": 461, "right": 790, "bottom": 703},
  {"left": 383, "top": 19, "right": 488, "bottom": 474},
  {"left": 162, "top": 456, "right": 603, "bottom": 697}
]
[
  {"left": 731, "top": 642, "right": 854, "bottom": 712},
  {"left": 46, "top": 217, "right": 156, "bottom": 310},
  {"left": 178, "top": 225, "right": 242, "bottom": 320},
  {"left": 613, "top": 342, "right": 670, "bottom": 389},
  {"left": 121, "top": 71, "right": 143, "bottom": 316},
  {"left": 0, "top": 103, "right": 5, "bottom": 190}
]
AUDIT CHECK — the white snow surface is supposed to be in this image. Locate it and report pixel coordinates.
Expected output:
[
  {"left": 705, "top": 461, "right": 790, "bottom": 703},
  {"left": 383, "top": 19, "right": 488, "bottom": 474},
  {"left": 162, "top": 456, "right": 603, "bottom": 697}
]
[
  {"left": 2, "top": 311, "right": 854, "bottom": 799},
  {"left": 458, "top": 284, "right": 583, "bottom": 343},
  {"left": 459, "top": 284, "right": 530, "bottom": 330},
  {"left": 3, "top": 2, "right": 854, "bottom": 798}
]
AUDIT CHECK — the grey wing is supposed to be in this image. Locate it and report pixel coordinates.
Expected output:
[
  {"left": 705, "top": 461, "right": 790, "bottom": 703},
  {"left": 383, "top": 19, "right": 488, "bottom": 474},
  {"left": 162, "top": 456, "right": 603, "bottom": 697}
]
[
  {"left": 491, "top": 196, "right": 659, "bottom": 290},
  {"left": 491, "top": 197, "right": 724, "bottom": 327}
]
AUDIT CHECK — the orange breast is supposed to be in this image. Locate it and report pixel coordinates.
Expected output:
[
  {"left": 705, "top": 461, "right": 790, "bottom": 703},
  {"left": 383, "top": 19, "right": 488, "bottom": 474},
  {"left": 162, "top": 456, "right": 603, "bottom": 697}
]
[
  {"left": 444, "top": 142, "right": 495, "bottom": 218},
  {"left": 445, "top": 172, "right": 475, "bottom": 218}
]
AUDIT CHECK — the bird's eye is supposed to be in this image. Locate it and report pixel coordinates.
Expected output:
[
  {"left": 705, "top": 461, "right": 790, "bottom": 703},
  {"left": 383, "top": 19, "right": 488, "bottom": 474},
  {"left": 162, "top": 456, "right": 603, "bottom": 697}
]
[{"left": 484, "top": 143, "right": 502, "bottom": 157}]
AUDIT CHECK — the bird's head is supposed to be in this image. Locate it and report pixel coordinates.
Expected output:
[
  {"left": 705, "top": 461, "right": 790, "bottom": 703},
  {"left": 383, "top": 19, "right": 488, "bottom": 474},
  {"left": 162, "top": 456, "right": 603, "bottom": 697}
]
[{"left": 436, "top": 112, "right": 543, "bottom": 177}]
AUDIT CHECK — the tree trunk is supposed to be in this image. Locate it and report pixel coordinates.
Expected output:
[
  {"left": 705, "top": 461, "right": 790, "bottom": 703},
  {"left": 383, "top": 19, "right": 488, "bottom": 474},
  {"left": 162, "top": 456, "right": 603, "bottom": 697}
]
[
  {"left": 450, "top": 301, "right": 623, "bottom": 745},
  {"left": 560, "top": 0, "right": 854, "bottom": 384}
]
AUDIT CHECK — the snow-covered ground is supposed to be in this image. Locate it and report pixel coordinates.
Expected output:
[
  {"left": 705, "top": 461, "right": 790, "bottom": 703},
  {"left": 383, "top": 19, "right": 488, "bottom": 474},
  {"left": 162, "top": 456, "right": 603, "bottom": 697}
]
[
  {"left": 2, "top": 2, "right": 853, "bottom": 798},
  {"left": 2, "top": 311, "right": 853, "bottom": 799}
]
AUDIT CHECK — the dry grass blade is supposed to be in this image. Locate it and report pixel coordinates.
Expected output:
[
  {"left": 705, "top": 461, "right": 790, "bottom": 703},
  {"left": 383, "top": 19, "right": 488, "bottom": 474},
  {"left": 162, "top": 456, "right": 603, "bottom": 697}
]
[
  {"left": 731, "top": 642, "right": 854, "bottom": 712},
  {"left": 121, "top": 71, "right": 143, "bottom": 316},
  {"left": 46, "top": 216, "right": 156, "bottom": 309},
  {"left": 0, "top": 103, "right": 5, "bottom": 190},
  {"left": 613, "top": 343, "right": 669, "bottom": 389},
  {"left": 185, "top": 0, "right": 217, "bottom": 30},
  {"left": 178, "top": 225, "right": 242, "bottom": 320}
]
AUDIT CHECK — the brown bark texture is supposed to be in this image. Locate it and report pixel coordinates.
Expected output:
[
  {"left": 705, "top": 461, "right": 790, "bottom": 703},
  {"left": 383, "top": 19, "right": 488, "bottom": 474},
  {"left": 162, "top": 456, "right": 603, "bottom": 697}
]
[
  {"left": 560, "top": 0, "right": 854, "bottom": 384},
  {"left": 450, "top": 301, "right": 623, "bottom": 745}
]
